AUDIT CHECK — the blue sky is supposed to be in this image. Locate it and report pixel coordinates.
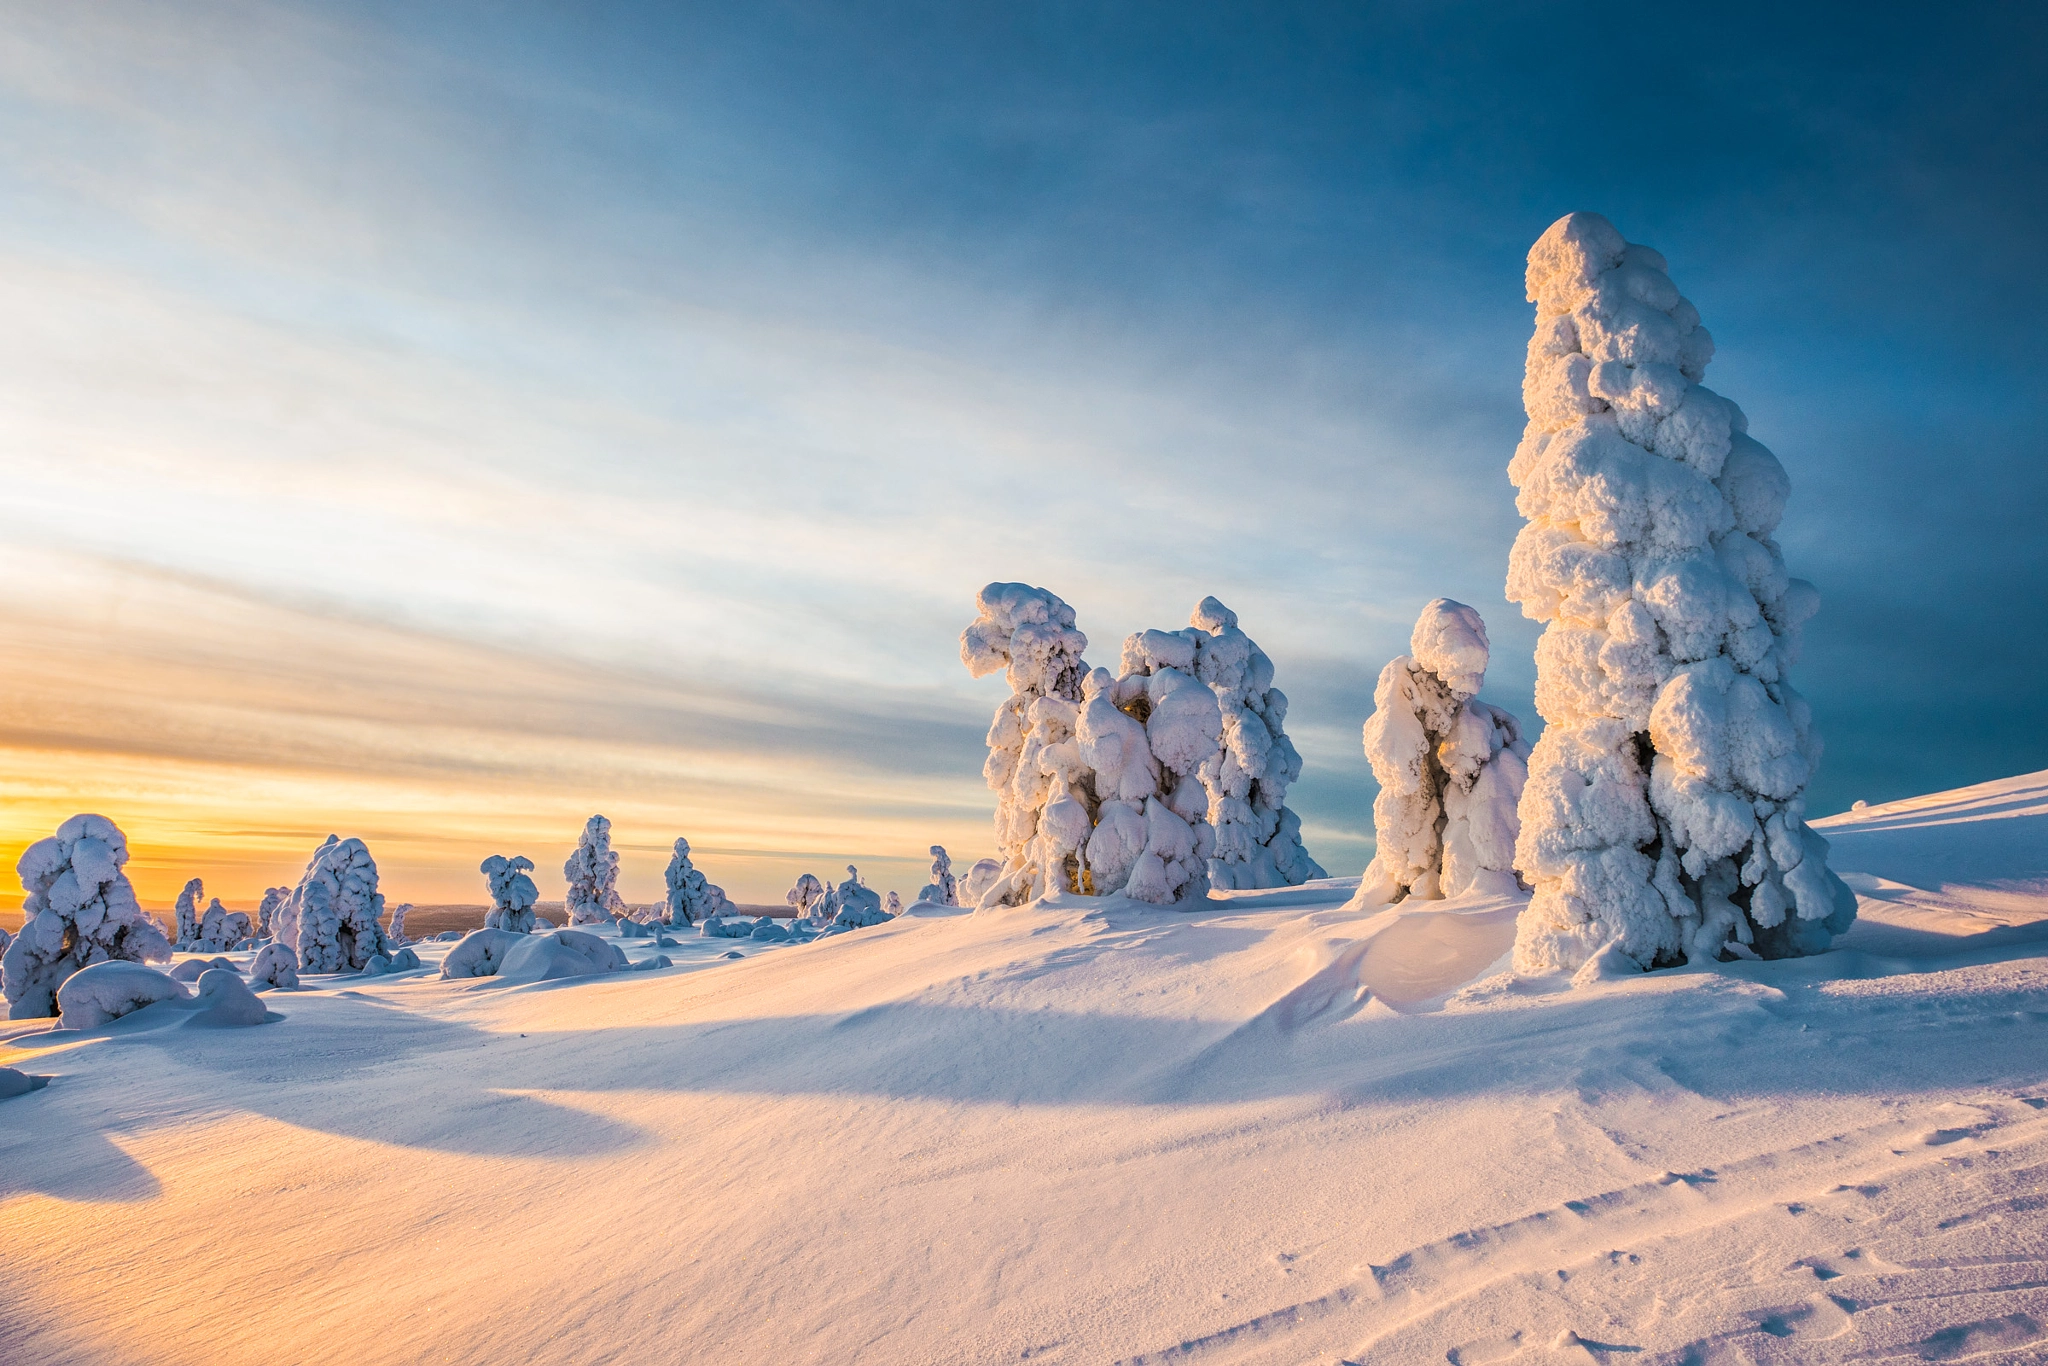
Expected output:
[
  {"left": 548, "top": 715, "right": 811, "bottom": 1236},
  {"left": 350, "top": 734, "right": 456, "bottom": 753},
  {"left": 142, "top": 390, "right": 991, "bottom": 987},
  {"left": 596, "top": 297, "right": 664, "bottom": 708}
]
[{"left": 0, "top": 1, "right": 2042, "bottom": 904}]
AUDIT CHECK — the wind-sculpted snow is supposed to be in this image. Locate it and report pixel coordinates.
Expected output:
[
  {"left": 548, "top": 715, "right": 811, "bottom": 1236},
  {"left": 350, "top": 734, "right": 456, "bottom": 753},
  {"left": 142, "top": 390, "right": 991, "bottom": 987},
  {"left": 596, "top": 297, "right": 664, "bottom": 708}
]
[
  {"left": 564, "top": 816, "right": 625, "bottom": 926},
  {"left": 495, "top": 930, "right": 627, "bottom": 984},
  {"left": 664, "top": 839, "right": 733, "bottom": 926},
  {"left": 962, "top": 584, "right": 1322, "bottom": 908},
  {"left": 481, "top": 855, "right": 539, "bottom": 933},
  {"left": 277, "top": 836, "right": 391, "bottom": 973},
  {"left": 55, "top": 960, "right": 188, "bottom": 1028},
  {"left": 1356, "top": 600, "right": 1530, "bottom": 907},
  {"left": 3, "top": 814, "right": 172, "bottom": 1019},
  {"left": 1508, "top": 212, "right": 1856, "bottom": 974}
]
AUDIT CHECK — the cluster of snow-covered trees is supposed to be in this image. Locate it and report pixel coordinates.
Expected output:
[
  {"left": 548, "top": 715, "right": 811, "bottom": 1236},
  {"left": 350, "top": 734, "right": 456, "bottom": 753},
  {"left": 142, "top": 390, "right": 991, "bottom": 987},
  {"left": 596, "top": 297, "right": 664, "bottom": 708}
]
[{"left": 959, "top": 585, "right": 1324, "bottom": 909}]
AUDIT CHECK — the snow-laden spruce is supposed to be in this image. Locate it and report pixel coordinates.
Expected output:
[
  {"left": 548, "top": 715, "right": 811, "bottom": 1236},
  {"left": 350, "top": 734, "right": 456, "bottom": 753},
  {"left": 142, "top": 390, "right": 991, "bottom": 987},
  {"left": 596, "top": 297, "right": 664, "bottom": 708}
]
[
  {"left": 173, "top": 877, "right": 205, "bottom": 950},
  {"left": 194, "top": 897, "right": 253, "bottom": 952},
  {"left": 818, "top": 865, "right": 891, "bottom": 929},
  {"left": 1354, "top": 600, "right": 1531, "bottom": 907},
  {"left": 961, "top": 584, "right": 1322, "bottom": 908},
  {"left": 249, "top": 941, "right": 300, "bottom": 989},
  {"left": 3, "top": 814, "right": 172, "bottom": 1019},
  {"left": 481, "top": 855, "right": 540, "bottom": 933},
  {"left": 256, "top": 886, "right": 287, "bottom": 940},
  {"left": 917, "top": 846, "right": 959, "bottom": 906},
  {"left": 563, "top": 816, "right": 625, "bottom": 926},
  {"left": 275, "top": 836, "right": 391, "bottom": 973},
  {"left": 664, "top": 838, "right": 733, "bottom": 926},
  {"left": 1507, "top": 211, "right": 1857, "bottom": 972},
  {"left": 786, "top": 872, "right": 826, "bottom": 921},
  {"left": 387, "top": 903, "right": 413, "bottom": 944}
]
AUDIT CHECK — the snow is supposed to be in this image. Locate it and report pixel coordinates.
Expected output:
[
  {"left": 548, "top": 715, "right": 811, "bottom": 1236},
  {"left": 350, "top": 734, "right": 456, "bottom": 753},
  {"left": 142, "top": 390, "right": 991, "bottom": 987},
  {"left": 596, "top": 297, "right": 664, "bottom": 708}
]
[
  {"left": 248, "top": 942, "right": 299, "bottom": 990},
  {"left": 173, "top": 877, "right": 204, "bottom": 950},
  {"left": 53, "top": 960, "right": 188, "bottom": 1028},
  {"left": 387, "top": 903, "right": 413, "bottom": 944},
  {"left": 917, "top": 845, "right": 960, "bottom": 906},
  {"left": 493, "top": 930, "right": 628, "bottom": 985},
  {"left": 256, "top": 886, "right": 287, "bottom": 939},
  {"left": 3, "top": 813, "right": 172, "bottom": 1019},
  {"left": 563, "top": 816, "right": 625, "bottom": 926},
  {"left": 1508, "top": 212, "right": 1854, "bottom": 974},
  {"left": 1, "top": 770, "right": 2042, "bottom": 1364},
  {"left": 1356, "top": 599, "right": 1531, "bottom": 907},
  {"left": 439, "top": 928, "right": 527, "bottom": 979},
  {"left": 169, "top": 956, "right": 238, "bottom": 982},
  {"left": 480, "top": 854, "right": 539, "bottom": 933},
  {"left": 663, "top": 839, "right": 733, "bottom": 926}
]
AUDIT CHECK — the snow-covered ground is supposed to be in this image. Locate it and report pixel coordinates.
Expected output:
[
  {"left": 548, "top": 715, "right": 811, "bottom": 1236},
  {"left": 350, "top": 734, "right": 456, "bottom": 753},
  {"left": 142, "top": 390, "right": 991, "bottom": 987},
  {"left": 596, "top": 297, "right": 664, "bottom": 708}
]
[{"left": 3, "top": 771, "right": 2045, "bottom": 1365}]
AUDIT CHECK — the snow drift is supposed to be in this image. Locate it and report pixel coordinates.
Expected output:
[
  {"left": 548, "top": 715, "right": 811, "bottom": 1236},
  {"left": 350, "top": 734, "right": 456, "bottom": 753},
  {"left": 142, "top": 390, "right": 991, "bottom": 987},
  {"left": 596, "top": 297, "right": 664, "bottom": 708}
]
[{"left": 1506, "top": 211, "right": 1856, "bottom": 973}]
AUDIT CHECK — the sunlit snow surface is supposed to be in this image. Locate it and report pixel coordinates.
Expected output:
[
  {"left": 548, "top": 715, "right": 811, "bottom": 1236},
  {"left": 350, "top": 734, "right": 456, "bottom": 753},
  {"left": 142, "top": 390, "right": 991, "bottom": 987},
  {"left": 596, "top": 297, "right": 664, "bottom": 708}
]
[{"left": 3, "top": 772, "right": 2047, "bottom": 1364}]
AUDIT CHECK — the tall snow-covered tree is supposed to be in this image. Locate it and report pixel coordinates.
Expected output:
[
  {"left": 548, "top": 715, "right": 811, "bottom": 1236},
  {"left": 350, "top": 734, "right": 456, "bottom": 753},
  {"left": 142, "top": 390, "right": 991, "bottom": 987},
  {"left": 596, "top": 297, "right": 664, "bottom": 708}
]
[
  {"left": 1507, "top": 211, "right": 1857, "bottom": 972},
  {"left": 918, "top": 846, "right": 959, "bottom": 906},
  {"left": 1353, "top": 599, "right": 1530, "bottom": 907},
  {"left": 663, "top": 838, "right": 732, "bottom": 926},
  {"left": 387, "top": 903, "right": 413, "bottom": 944},
  {"left": 173, "top": 878, "right": 204, "bottom": 950},
  {"left": 3, "top": 814, "right": 172, "bottom": 1018},
  {"left": 195, "top": 897, "right": 253, "bottom": 952},
  {"left": 481, "top": 855, "right": 539, "bottom": 933},
  {"left": 786, "top": 872, "right": 826, "bottom": 921},
  {"left": 276, "top": 836, "right": 390, "bottom": 973},
  {"left": 256, "top": 886, "right": 288, "bottom": 939},
  {"left": 563, "top": 816, "right": 625, "bottom": 926}
]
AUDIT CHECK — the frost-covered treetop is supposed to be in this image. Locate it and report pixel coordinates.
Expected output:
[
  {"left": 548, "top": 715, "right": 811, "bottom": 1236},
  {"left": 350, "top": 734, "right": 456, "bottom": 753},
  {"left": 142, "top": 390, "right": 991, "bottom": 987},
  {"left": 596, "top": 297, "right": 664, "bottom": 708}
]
[
  {"left": 564, "top": 815, "right": 624, "bottom": 925},
  {"left": 1409, "top": 599, "right": 1492, "bottom": 700},
  {"left": 962, "top": 583, "right": 1090, "bottom": 699},
  {"left": 5, "top": 813, "right": 172, "bottom": 1018}
]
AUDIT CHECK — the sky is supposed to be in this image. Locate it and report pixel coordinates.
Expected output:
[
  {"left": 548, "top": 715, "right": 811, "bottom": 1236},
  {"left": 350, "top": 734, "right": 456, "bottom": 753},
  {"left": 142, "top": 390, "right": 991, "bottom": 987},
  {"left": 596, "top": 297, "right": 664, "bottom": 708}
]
[{"left": 1, "top": 0, "right": 2043, "bottom": 911}]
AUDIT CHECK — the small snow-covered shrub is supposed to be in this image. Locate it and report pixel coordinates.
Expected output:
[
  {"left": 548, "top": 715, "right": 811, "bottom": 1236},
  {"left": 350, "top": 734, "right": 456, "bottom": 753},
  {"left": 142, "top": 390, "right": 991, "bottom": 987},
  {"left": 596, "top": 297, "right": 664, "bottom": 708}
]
[
  {"left": 1354, "top": 600, "right": 1531, "bottom": 907},
  {"left": 665, "top": 838, "right": 734, "bottom": 926},
  {"left": 56, "top": 960, "right": 187, "bottom": 1029},
  {"left": 440, "top": 928, "right": 527, "bottom": 979},
  {"left": 749, "top": 920, "right": 792, "bottom": 942},
  {"left": 481, "top": 855, "right": 539, "bottom": 933},
  {"left": 1507, "top": 212, "right": 1858, "bottom": 973},
  {"left": 701, "top": 915, "right": 758, "bottom": 939},
  {"left": 961, "top": 585, "right": 1324, "bottom": 908},
  {"left": 248, "top": 942, "right": 300, "bottom": 990},
  {"left": 173, "top": 878, "right": 205, "bottom": 949},
  {"left": 917, "top": 846, "right": 959, "bottom": 906},
  {"left": 563, "top": 816, "right": 625, "bottom": 926},
  {"left": 821, "top": 866, "right": 891, "bottom": 929},
  {"left": 960, "top": 859, "right": 1001, "bottom": 905},
  {"left": 256, "top": 886, "right": 288, "bottom": 939},
  {"left": 183, "top": 969, "right": 269, "bottom": 1027},
  {"left": 194, "top": 898, "right": 252, "bottom": 953},
  {"left": 4, "top": 814, "right": 172, "bottom": 1019},
  {"left": 276, "top": 836, "right": 390, "bottom": 973},
  {"left": 495, "top": 929, "right": 627, "bottom": 984},
  {"left": 359, "top": 946, "right": 422, "bottom": 976}
]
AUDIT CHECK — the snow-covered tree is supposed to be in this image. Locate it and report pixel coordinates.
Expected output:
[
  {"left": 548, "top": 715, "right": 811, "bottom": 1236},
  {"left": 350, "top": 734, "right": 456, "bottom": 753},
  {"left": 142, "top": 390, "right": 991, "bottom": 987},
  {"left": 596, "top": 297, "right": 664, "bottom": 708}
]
[
  {"left": 563, "top": 815, "right": 624, "bottom": 926},
  {"left": 664, "top": 838, "right": 733, "bottom": 926},
  {"left": 387, "top": 903, "right": 413, "bottom": 944},
  {"left": 275, "top": 835, "right": 390, "bottom": 973},
  {"left": 1353, "top": 599, "right": 1531, "bottom": 907},
  {"left": 195, "top": 897, "right": 253, "bottom": 952},
  {"left": 886, "top": 891, "right": 902, "bottom": 915},
  {"left": 249, "top": 941, "right": 299, "bottom": 989},
  {"left": 173, "top": 877, "right": 205, "bottom": 949},
  {"left": 481, "top": 855, "right": 539, "bottom": 932},
  {"left": 960, "top": 858, "right": 1001, "bottom": 905},
  {"left": 256, "top": 886, "right": 287, "bottom": 939},
  {"left": 3, "top": 814, "right": 172, "bottom": 1019},
  {"left": 1507, "top": 212, "right": 1858, "bottom": 973},
  {"left": 786, "top": 872, "right": 826, "bottom": 921},
  {"left": 917, "top": 846, "right": 959, "bottom": 906},
  {"left": 819, "top": 866, "right": 890, "bottom": 929},
  {"left": 961, "top": 584, "right": 1323, "bottom": 908}
]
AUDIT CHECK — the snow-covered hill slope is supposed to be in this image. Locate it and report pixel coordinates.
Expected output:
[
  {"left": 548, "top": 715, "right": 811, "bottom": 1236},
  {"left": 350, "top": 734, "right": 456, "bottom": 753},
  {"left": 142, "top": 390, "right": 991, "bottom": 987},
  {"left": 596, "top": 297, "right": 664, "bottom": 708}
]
[{"left": 3, "top": 772, "right": 2046, "bottom": 1365}]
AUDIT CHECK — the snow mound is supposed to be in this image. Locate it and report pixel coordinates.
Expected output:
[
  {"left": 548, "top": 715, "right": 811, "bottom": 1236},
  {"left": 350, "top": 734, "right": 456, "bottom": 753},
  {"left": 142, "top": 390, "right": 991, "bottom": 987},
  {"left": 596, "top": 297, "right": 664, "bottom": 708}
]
[
  {"left": 248, "top": 942, "right": 300, "bottom": 990},
  {"left": 170, "top": 956, "right": 239, "bottom": 982},
  {"left": 440, "top": 928, "right": 528, "bottom": 979},
  {"left": 4, "top": 813, "right": 172, "bottom": 1019},
  {"left": 182, "top": 968, "right": 270, "bottom": 1027},
  {"left": 701, "top": 915, "right": 760, "bottom": 939},
  {"left": 1507, "top": 211, "right": 1855, "bottom": 974},
  {"left": 495, "top": 930, "right": 628, "bottom": 984},
  {"left": 1355, "top": 599, "right": 1530, "bottom": 908},
  {"left": 917, "top": 845, "right": 960, "bottom": 906},
  {"left": 563, "top": 816, "right": 625, "bottom": 926},
  {"left": 55, "top": 960, "right": 188, "bottom": 1029},
  {"left": 359, "top": 947, "right": 423, "bottom": 976},
  {"left": 0, "top": 1066, "right": 46, "bottom": 1099}
]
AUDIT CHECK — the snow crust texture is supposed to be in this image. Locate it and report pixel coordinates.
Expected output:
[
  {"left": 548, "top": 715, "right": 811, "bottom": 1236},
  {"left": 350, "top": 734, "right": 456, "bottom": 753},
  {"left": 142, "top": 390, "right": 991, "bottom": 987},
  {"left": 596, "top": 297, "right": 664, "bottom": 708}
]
[
  {"left": 276, "top": 836, "right": 391, "bottom": 974},
  {"left": 481, "top": 855, "right": 539, "bottom": 933},
  {"left": 1357, "top": 600, "right": 1531, "bottom": 907},
  {"left": 563, "top": 816, "right": 625, "bottom": 926},
  {"left": 1507, "top": 211, "right": 1855, "bottom": 973},
  {"left": 962, "top": 584, "right": 1323, "bottom": 909},
  {"left": 3, "top": 814, "right": 172, "bottom": 1019},
  {"left": 663, "top": 839, "right": 732, "bottom": 926}
]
